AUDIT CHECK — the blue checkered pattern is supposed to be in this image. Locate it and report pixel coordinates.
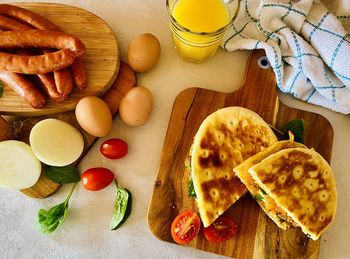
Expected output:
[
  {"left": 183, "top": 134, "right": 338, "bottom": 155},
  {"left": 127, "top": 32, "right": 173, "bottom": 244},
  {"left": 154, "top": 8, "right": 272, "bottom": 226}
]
[{"left": 222, "top": 0, "right": 350, "bottom": 114}]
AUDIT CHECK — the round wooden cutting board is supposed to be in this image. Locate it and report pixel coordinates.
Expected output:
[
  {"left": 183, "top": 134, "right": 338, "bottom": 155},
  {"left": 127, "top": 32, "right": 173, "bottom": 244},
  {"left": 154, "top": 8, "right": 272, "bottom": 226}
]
[{"left": 0, "top": 3, "right": 119, "bottom": 116}]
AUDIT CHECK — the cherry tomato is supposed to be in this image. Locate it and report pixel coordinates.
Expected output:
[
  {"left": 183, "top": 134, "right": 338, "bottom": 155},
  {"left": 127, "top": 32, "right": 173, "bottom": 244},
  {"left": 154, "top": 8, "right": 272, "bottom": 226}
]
[
  {"left": 100, "top": 138, "right": 128, "bottom": 159},
  {"left": 81, "top": 167, "right": 115, "bottom": 191},
  {"left": 171, "top": 210, "right": 201, "bottom": 245},
  {"left": 203, "top": 216, "right": 237, "bottom": 242}
]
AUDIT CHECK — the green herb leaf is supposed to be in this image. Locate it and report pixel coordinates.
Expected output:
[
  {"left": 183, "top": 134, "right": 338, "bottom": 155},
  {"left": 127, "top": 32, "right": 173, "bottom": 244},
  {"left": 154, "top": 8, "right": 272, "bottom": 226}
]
[
  {"left": 0, "top": 81, "right": 4, "bottom": 97},
  {"left": 37, "top": 202, "right": 68, "bottom": 234},
  {"left": 37, "top": 183, "right": 76, "bottom": 234},
  {"left": 254, "top": 194, "right": 264, "bottom": 201},
  {"left": 110, "top": 180, "right": 131, "bottom": 230},
  {"left": 282, "top": 119, "right": 305, "bottom": 143},
  {"left": 259, "top": 187, "right": 267, "bottom": 195},
  {"left": 189, "top": 177, "right": 197, "bottom": 198},
  {"left": 45, "top": 164, "right": 80, "bottom": 184}
]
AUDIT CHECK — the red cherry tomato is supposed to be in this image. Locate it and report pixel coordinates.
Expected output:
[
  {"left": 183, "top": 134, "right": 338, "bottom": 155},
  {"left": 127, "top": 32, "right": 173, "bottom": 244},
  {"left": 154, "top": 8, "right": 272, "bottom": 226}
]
[
  {"left": 203, "top": 216, "right": 237, "bottom": 242},
  {"left": 171, "top": 210, "right": 201, "bottom": 245},
  {"left": 81, "top": 167, "right": 115, "bottom": 191},
  {"left": 100, "top": 138, "right": 128, "bottom": 159}
]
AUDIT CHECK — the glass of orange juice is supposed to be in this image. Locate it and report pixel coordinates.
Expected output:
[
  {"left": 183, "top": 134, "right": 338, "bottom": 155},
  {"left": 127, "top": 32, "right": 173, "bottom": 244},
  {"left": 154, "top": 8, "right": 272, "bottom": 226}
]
[{"left": 166, "top": 0, "right": 240, "bottom": 63}]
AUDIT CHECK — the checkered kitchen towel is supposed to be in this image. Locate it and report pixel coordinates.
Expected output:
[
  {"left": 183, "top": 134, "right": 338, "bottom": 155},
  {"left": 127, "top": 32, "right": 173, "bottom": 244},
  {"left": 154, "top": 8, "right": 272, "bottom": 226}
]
[{"left": 222, "top": 0, "right": 350, "bottom": 114}]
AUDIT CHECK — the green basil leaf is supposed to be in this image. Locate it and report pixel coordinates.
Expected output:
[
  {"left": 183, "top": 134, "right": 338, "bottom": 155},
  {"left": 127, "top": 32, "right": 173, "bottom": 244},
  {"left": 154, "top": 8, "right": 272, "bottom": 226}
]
[
  {"left": 0, "top": 81, "right": 4, "bottom": 97},
  {"left": 282, "top": 119, "right": 305, "bottom": 143},
  {"left": 116, "top": 189, "right": 132, "bottom": 227},
  {"left": 189, "top": 177, "right": 197, "bottom": 198},
  {"left": 37, "top": 183, "right": 76, "bottom": 234},
  {"left": 254, "top": 194, "right": 264, "bottom": 201},
  {"left": 45, "top": 164, "right": 80, "bottom": 184},
  {"left": 37, "top": 201, "right": 68, "bottom": 234},
  {"left": 110, "top": 181, "right": 131, "bottom": 230}
]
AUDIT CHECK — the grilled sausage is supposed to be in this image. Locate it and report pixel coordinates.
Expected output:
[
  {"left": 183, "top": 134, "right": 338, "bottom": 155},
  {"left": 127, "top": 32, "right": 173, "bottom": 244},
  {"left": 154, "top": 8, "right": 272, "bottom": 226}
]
[{"left": 0, "top": 70, "right": 46, "bottom": 108}]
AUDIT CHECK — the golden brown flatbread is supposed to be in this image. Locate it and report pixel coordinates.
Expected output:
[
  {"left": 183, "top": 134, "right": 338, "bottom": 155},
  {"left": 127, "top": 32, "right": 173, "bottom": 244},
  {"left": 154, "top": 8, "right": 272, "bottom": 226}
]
[
  {"left": 191, "top": 107, "right": 277, "bottom": 227},
  {"left": 248, "top": 148, "right": 337, "bottom": 240},
  {"left": 234, "top": 140, "right": 306, "bottom": 230}
]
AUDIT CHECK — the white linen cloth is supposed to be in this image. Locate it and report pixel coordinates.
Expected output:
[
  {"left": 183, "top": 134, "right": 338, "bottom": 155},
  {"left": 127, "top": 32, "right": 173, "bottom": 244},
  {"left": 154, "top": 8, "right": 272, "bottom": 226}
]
[{"left": 222, "top": 0, "right": 350, "bottom": 114}]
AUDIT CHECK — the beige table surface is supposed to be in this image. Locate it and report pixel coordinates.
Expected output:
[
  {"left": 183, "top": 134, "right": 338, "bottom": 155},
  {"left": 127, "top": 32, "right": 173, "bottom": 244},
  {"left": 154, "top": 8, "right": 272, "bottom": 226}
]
[{"left": 0, "top": 0, "right": 349, "bottom": 258}]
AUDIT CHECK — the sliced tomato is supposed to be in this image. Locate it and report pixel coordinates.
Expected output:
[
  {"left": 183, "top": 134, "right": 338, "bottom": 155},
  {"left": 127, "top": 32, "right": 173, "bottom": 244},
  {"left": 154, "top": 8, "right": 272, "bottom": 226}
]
[
  {"left": 171, "top": 210, "right": 201, "bottom": 245},
  {"left": 203, "top": 216, "right": 237, "bottom": 242}
]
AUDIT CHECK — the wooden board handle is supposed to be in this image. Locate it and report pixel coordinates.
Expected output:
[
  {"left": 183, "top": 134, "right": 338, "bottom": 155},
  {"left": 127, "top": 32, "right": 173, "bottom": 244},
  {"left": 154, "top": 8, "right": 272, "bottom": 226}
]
[{"left": 227, "top": 49, "right": 278, "bottom": 124}]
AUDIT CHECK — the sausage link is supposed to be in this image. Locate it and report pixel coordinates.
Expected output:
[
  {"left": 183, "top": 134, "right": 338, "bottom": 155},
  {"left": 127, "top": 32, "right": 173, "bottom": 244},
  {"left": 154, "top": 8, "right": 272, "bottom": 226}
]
[
  {"left": 0, "top": 70, "right": 46, "bottom": 108},
  {"left": 0, "top": 4, "right": 59, "bottom": 30},
  {"left": 53, "top": 68, "right": 73, "bottom": 97},
  {"left": 0, "top": 49, "right": 76, "bottom": 74},
  {"left": 0, "top": 14, "right": 32, "bottom": 30},
  {"left": 36, "top": 73, "right": 66, "bottom": 100},
  {"left": 70, "top": 57, "right": 87, "bottom": 90},
  {"left": 0, "top": 30, "right": 85, "bottom": 55}
]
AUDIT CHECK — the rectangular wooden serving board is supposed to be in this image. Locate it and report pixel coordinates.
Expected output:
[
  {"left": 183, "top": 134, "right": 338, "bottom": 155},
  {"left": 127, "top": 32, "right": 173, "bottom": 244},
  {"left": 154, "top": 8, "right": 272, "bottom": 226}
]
[{"left": 147, "top": 50, "right": 333, "bottom": 258}]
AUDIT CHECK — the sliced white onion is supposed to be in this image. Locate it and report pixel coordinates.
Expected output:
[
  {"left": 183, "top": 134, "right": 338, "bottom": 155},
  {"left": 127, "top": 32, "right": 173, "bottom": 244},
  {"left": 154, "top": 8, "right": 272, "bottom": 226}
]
[
  {"left": 29, "top": 119, "right": 84, "bottom": 167},
  {"left": 0, "top": 140, "right": 41, "bottom": 189}
]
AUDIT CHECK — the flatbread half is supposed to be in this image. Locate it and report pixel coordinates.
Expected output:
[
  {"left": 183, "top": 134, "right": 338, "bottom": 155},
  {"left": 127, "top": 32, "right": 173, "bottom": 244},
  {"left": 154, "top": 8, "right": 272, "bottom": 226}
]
[
  {"left": 248, "top": 148, "right": 337, "bottom": 240},
  {"left": 234, "top": 140, "right": 306, "bottom": 230},
  {"left": 191, "top": 107, "right": 277, "bottom": 227}
]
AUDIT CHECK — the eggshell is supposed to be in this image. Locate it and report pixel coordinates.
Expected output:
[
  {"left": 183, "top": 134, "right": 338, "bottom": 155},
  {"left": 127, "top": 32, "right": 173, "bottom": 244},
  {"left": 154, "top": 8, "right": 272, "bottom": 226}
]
[
  {"left": 127, "top": 33, "right": 161, "bottom": 73},
  {"left": 75, "top": 96, "right": 113, "bottom": 137},
  {"left": 119, "top": 86, "right": 153, "bottom": 127}
]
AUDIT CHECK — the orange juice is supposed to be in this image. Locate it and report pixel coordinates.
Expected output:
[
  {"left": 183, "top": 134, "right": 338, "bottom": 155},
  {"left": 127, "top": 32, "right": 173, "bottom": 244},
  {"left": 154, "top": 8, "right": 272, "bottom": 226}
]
[
  {"left": 167, "top": 0, "right": 239, "bottom": 63},
  {"left": 173, "top": 0, "right": 229, "bottom": 33}
]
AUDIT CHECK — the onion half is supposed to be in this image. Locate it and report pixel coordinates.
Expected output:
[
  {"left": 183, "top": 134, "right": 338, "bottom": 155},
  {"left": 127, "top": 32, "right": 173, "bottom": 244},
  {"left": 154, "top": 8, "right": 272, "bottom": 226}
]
[{"left": 0, "top": 140, "right": 41, "bottom": 189}]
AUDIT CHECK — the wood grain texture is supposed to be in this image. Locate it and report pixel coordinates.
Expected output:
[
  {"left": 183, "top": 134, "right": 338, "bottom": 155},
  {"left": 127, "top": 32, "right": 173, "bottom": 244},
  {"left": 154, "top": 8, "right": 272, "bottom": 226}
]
[
  {"left": 147, "top": 50, "right": 333, "bottom": 258},
  {"left": 0, "top": 2, "right": 119, "bottom": 116},
  {"left": 19, "top": 61, "right": 136, "bottom": 198}
]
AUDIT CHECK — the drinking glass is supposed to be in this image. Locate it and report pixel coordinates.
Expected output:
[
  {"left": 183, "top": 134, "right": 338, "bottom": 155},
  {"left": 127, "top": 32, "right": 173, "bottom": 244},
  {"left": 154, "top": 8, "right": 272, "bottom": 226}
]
[{"left": 166, "top": 0, "right": 240, "bottom": 63}]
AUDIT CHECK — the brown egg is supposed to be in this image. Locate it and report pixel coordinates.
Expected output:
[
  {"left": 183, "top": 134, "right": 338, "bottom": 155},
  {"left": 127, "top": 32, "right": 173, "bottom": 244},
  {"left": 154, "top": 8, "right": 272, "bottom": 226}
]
[
  {"left": 75, "top": 96, "right": 113, "bottom": 137},
  {"left": 127, "top": 33, "right": 161, "bottom": 73},
  {"left": 119, "top": 86, "right": 153, "bottom": 127}
]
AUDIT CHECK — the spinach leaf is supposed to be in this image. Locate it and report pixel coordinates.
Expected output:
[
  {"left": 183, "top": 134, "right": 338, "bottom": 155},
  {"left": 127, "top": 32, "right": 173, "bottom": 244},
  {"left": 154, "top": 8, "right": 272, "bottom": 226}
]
[
  {"left": 110, "top": 180, "right": 131, "bottom": 230},
  {"left": 254, "top": 194, "right": 264, "bottom": 201},
  {"left": 0, "top": 81, "right": 4, "bottom": 97},
  {"left": 37, "top": 183, "right": 77, "bottom": 234},
  {"left": 189, "top": 177, "right": 197, "bottom": 198},
  {"left": 282, "top": 119, "right": 305, "bottom": 143},
  {"left": 186, "top": 160, "right": 197, "bottom": 197},
  {"left": 45, "top": 164, "right": 80, "bottom": 184}
]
